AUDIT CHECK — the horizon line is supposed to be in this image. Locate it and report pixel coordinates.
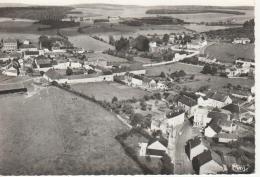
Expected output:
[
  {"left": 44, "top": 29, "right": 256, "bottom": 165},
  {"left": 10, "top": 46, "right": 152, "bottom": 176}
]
[{"left": 0, "top": 2, "right": 255, "bottom": 7}]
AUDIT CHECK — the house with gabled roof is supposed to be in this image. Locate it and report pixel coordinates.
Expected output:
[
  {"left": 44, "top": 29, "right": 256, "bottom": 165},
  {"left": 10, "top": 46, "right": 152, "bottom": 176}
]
[
  {"left": 185, "top": 136, "right": 208, "bottom": 161},
  {"left": 177, "top": 92, "right": 198, "bottom": 117},
  {"left": 146, "top": 138, "right": 168, "bottom": 158},
  {"left": 193, "top": 106, "right": 211, "bottom": 128},
  {"left": 204, "top": 110, "right": 235, "bottom": 137},
  {"left": 199, "top": 91, "right": 232, "bottom": 108},
  {"left": 217, "top": 133, "right": 238, "bottom": 144},
  {"left": 165, "top": 108, "right": 185, "bottom": 128},
  {"left": 192, "top": 150, "right": 224, "bottom": 174}
]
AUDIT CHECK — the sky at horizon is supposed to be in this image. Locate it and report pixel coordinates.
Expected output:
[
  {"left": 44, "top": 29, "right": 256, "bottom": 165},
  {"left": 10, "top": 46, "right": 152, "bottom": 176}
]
[{"left": 0, "top": 0, "right": 255, "bottom": 6}]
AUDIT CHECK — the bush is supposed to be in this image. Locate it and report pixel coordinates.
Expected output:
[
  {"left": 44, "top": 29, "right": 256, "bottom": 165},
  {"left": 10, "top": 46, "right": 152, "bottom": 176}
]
[
  {"left": 66, "top": 67, "right": 73, "bottom": 75},
  {"left": 140, "top": 99, "right": 147, "bottom": 111},
  {"left": 112, "top": 96, "right": 118, "bottom": 103},
  {"left": 122, "top": 104, "right": 134, "bottom": 115},
  {"left": 153, "top": 92, "right": 161, "bottom": 100}
]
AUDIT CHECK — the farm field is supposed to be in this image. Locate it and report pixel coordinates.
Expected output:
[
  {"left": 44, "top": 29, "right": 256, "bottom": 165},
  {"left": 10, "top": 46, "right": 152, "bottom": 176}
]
[
  {"left": 204, "top": 43, "right": 255, "bottom": 63},
  {"left": 0, "top": 87, "right": 142, "bottom": 175},
  {"left": 0, "top": 32, "right": 41, "bottom": 43},
  {"left": 179, "top": 74, "right": 254, "bottom": 91},
  {"left": 72, "top": 6, "right": 254, "bottom": 23},
  {"left": 86, "top": 53, "right": 127, "bottom": 63},
  {"left": 183, "top": 24, "right": 242, "bottom": 33},
  {"left": 71, "top": 82, "right": 149, "bottom": 102},
  {"left": 146, "top": 62, "right": 203, "bottom": 76},
  {"left": 69, "top": 35, "right": 114, "bottom": 51}
]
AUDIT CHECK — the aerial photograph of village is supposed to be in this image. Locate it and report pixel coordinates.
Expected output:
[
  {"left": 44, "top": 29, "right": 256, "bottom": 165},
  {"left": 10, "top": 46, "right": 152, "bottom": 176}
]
[{"left": 0, "top": 0, "right": 256, "bottom": 175}]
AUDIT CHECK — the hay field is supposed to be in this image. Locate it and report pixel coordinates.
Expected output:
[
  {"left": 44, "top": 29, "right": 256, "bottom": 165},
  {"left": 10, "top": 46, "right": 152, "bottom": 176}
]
[{"left": 0, "top": 87, "right": 141, "bottom": 175}]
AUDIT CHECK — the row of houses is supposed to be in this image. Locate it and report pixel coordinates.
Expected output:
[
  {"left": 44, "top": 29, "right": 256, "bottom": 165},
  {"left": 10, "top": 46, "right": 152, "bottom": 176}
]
[
  {"left": 225, "top": 58, "right": 254, "bottom": 78},
  {"left": 185, "top": 137, "right": 225, "bottom": 174},
  {"left": 124, "top": 72, "right": 168, "bottom": 91}
]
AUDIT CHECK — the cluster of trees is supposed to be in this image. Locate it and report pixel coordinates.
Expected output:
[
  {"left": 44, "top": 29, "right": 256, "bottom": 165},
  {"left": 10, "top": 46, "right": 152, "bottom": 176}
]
[
  {"left": 120, "top": 16, "right": 185, "bottom": 26},
  {"left": 170, "top": 70, "right": 186, "bottom": 79},
  {"left": 204, "top": 19, "right": 255, "bottom": 42},
  {"left": 0, "top": 6, "right": 73, "bottom": 20},
  {"left": 130, "top": 113, "right": 151, "bottom": 128},
  {"left": 115, "top": 36, "right": 130, "bottom": 51},
  {"left": 201, "top": 64, "right": 218, "bottom": 75},
  {"left": 132, "top": 35, "right": 150, "bottom": 52},
  {"left": 104, "top": 49, "right": 134, "bottom": 62},
  {"left": 37, "top": 20, "right": 80, "bottom": 30},
  {"left": 146, "top": 8, "right": 244, "bottom": 15},
  {"left": 39, "top": 35, "right": 72, "bottom": 50}
]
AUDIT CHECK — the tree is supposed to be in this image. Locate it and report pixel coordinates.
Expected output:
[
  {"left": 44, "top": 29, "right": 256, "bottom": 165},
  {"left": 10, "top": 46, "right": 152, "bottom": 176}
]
[
  {"left": 133, "top": 35, "right": 150, "bottom": 51},
  {"left": 26, "top": 67, "right": 33, "bottom": 74},
  {"left": 112, "top": 96, "right": 118, "bottom": 103},
  {"left": 163, "top": 33, "right": 170, "bottom": 44},
  {"left": 190, "top": 74, "right": 195, "bottom": 80},
  {"left": 153, "top": 92, "right": 161, "bottom": 100},
  {"left": 140, "top": 99, "right": 147, "bottom": 111},
  {"left": 160, "top": 72, "right": 166, "bottom": 78},
  {"left": 87, "top": 69, "right": 96, "bottom": 74},
  {"left": 66, "top": 67, "right": 73, "bottom": 75},
  {"left": 130, "top": 113, "right": 144, "bottom": 127},
  {"left": 160, "top": 153, "right": 174, "bottom": 174},
  {"left": 109, "top": 35, "right": 115, "bottom": 45},
  {"left": 201, "top": 64, "right": 212, "bottom": 74},
  {"left": 39, "top": 35, "right": 51, "bottom": 49},
  {"left": 122, "top": 104, "right": 134, "bottom": 115},
  {"left": 115, "top": 36, "right": 129, "bottom": 51}
]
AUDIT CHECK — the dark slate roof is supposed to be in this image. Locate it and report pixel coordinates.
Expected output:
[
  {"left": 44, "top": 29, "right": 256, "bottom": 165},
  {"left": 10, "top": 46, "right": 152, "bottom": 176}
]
[
  {"left": 206, "top": 91, "right": 229, "bottom": 102},
  {"left": 166, "top": 108, "right": 185, "bottom": 119},
  {"left": 24, "top": 51, "right": 39, "bottom": 55},
  {"left": 132, "top": 74, "right": 143, "bottom": 80},
  {"left": 3, "top": 38, "right": 17, "bottom": 43},
  {"left": 19, "top": 44, "right": 37, "bottom": 49},
  {"left": 178, "top": 95, "right": 197, "bottom": 107},
  {"left": 207, "top": 111, "right": 228, "bottom": 120},
  {"left": 181, "top": 91, "right": 199, "bottom": 100},
  {"left": 194, "top": 150, "right": 212, "bottom": 167},
  {"left": 36, "top": 58, "right": 52, "bottom": 65},
  {"left": 222, "top": 104, "right": 240, "bottom": 114},
  {"left": 208, "top": 122, "right": 222, "bottom": 134},
  {"left": 187, "top": 136, "right": 201, "bottom": 149},
  {"left": 146, "top": 149, "right": 166, "bottom": 156}
]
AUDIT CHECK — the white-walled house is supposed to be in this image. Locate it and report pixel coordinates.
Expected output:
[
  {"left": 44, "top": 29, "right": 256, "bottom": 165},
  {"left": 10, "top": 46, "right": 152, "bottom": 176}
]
[
  {"left": 178, "top": 94, "right": 198, "bottom": 117},
  {"left": 157, "top": 81, "right": 168, "bottom": 91},
  {"left": 185, "top": 137, "right": 208, "bottom": 161},
  {"left": 204, "top": 111, "right": 235, "bottom": 137},
  {"left": 232, "top": 38, "right": 250, "bottom": 44},
  {"left": 193, "top": 106, "right": 211, "bottom": 128},
  {"left": 204, "top": 122, "right": 222, "bottom": 138},
  {"left": 217, "top": 133, "right": 238, "bottom": 143},
  {"left": 149, "top": 41, "right": 157, "bottom": 53},
  {"left": 165, "top": 109, "right": 185, "bottom": 128},
  {"left": 192, "top": 150, "right": 224, "bottom": 174},
  {"left": 200, "top": 92, "right": 232, "bottom": 108},
  {"left": 146, "top": 139, "right": 168, "bottom": 157}
]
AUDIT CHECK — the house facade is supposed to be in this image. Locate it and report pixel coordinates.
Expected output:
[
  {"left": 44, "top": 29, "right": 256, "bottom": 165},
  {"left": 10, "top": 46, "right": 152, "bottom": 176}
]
[
  {"left": 185, "top": 137, "right": 208, "bottom": 161},
  {"left": 193, "top": 106, "right": 211, "bottom": 128},
  {"left": 178, "top": 95, "right": 198, "bottom": 117},
  {"left": 2, "top": 38, "right": 17, "bottom": 51},
  {"left": 192, "top": 150, "right": 224, "bottom": 174}
]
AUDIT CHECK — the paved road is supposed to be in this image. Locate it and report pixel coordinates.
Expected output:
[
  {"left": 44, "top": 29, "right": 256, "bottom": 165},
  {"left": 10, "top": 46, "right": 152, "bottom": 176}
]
[{"left": 168, "top": 119, "right": 195, "bottom": 174}]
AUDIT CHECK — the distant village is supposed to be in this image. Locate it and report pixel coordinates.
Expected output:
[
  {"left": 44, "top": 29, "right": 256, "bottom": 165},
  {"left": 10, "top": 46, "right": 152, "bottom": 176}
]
[{"left": 0, "top": 29, "right": 255, "bottom": 174}]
